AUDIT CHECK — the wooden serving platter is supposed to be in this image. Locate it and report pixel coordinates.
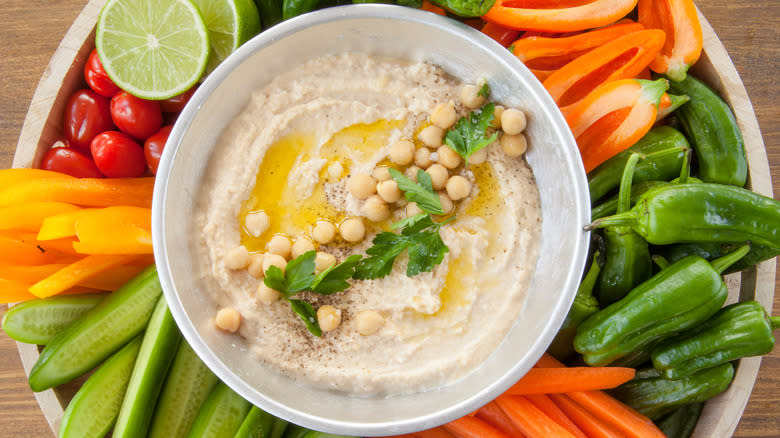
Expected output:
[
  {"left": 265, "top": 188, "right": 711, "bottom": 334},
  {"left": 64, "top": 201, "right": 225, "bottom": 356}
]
[{"left": 11, "top": 1, "right": 776, "bottom": 436}]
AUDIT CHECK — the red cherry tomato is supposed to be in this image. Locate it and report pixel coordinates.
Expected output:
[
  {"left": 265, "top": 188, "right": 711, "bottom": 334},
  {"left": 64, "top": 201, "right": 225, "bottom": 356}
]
[
  {"left": 110, "top": 91, "right": 163, "bottom": 140},
  {"left": 159, "top": 86, "right": 197, "bottom": 113},
  {"left": 143, "top": 125, "right": 172, "bottom": 174},
  {"left": 64, "top": 89, "right": 115, "bottom": 152},
  {"left": 90, "top": 131, "right": 146, "bottom": 178},
  {"left": 84, "top": 49, "right": 120, "bottom": 98},
  {"left": 41, "top": 146, "right": 103, "bottom": 178}
]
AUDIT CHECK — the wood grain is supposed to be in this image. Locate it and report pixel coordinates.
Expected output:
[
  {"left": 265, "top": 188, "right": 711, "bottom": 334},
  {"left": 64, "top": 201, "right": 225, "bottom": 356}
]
[{"left": 0, "top": 0, "right": 777, "bottom": 436}]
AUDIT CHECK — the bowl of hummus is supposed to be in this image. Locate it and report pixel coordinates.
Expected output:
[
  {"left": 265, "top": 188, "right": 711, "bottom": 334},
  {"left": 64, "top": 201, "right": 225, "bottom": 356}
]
[{"left": 153, "top": 4, "right": 590, "bottom": 436}]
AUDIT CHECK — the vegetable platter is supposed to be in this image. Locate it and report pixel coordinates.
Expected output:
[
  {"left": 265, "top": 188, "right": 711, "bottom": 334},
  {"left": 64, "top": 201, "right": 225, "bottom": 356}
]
[{"left": 0, "top": 0, "right": 777, "bottom": 436}]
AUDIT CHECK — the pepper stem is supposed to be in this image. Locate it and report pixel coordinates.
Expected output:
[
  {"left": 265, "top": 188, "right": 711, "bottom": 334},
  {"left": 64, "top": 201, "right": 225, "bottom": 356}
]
[
  {"left": 652, "top": 255, "right": 671, "bottom": 270},
  {"left": 770, "top": 316, "right": 780, "bottom": 330},
  {"left": 678, "top": 148, "right": 691, "bottom": 183},
  {"left": 618, "top": 153, "right": 641, "bottom": 213},
  {"left": 711, "top": 244, "right": 751, "bottom": 274},
  {"left": 584, "top": 212, "right": 637, "bottom": 231}
]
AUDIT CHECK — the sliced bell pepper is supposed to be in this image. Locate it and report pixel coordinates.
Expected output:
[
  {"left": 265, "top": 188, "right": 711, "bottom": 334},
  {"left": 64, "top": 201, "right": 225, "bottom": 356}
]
[
  {"left": 16, "top": 233, "right": 81, "bottom": 257},
  {"left": 77, "top": 264, "right": 148, "bottom": 291},
  {"left": 544, "top": 29, "right": 666, "bottom": 110},
  {"left": 37, "top": 208, "right": 100, "bottom": 241},
  {"left": 484, "top": 0, "right": 639, "bottom": 33},
  {"left": 0, "top": 168, "right": 73, "bottom": 189},
  {"left": 0, "top": 202, "right": 80, "bottom": 233},
  {"left": 0, "top": 177, "right": 155, "bottom": 208},
  {"left": 638, "top": 0, "right": 703, "bottom": 81},
  {"left": 566, "top": 78, "right": 668, "bottom": 172},
  {"left": 73, "top": 206, "right": 153, "bottom": 255},
  {"left": 28, "top": 254, "right": 138, "bottom": 298},
  {"left": 482, "top": 22, "right": 521, "bottom": 48},
  {"left": 0, "top": 263, "right": 68, "bottom": 284},
  {"left": 0, "top": 279, "right": 38, "bottom": 303},
  {"left": 0, "top": 235, "right": 69, "bottom": 266}
]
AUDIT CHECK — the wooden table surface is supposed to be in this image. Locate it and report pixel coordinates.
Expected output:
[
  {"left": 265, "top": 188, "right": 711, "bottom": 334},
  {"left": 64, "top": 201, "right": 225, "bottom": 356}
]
[{"left": 1, "top": 1, "right": 778, "bottom": 436}]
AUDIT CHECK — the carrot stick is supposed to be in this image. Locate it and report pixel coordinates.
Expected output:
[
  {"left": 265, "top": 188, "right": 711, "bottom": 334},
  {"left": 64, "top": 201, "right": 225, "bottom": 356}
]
[
  {"left": 28, "top": 254, "right": 138, "bottom": 298},
  {"left": 421, "top": 0, "right": 446, "bottom": 15},
  {"left": 0, "top": 202, "right": 80, "bottom": 233},
  {"left": 535, "top": 353, "right": 566, "bottom": 368},
  {"left": 416, "top": 428, "right": 456, "bottom": 438},
  {"left": 0, "top": 177, "right": 154, "bottom": 208},
  {"left": 526, "top": 394, "right": 587, "bottom": 438},
  {"left": 495, "top": 395, "right": 577, "bottom": 438},
  {"left": 506, "top": 367, "right": 636, "bottom": 394},
  {"left": 549, "top": 394, "right": 626, "bottom": 438},
  {"left": 476, "top": 401, "right": 527, "bottom": 437},
  {"left": 566, "top": 391, "right": 665, "bottom": 438},
  {"left": 443, "top": 416, "right": 512, "bottom": 438}
]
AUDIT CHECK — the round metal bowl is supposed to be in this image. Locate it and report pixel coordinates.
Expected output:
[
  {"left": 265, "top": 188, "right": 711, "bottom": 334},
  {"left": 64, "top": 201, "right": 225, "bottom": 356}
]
[{"left": 153, "top": 5, "right": 590, "bottom": 436}]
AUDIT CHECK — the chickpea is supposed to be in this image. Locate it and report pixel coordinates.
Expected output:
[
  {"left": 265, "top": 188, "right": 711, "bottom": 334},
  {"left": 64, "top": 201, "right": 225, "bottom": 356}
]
[
  {"left": 372, "top": 165, "right": 391, "bottom": 182},
  {"left": 215, "top": 307, "right": 241, "bottom": 333},
  {"left": 426, "top": 164, "right": 449, "bottom": 190},
  {"left": 257, "top": 282, "right": 280, "bottom": 305},
  {"left": 431, "top": 102, "right": 457, "bottom": 130},
  {"left": 406, "top": 202, "right": 424, "bottom": 217},
  {"left": 361, "top": 195, "right": 391, "bottom": 222},
  {"left": 262, "top": 253, "right": 287, "bottom": 274},
  {"left": 377, "top": 179, "right": 401, "bottom": 203},
  {"left": 312, "top": 220, "right": 337, "bottom": 244},
  {"left": 339, "top": 217, "right": 366, "bottom": 242},
  {"left": 438, "top": 192, "right": 454, "bottom": 214},
  {"left": 317, "top": 305, "right": 342, "bottom": 333},
  {"left": 388, "top": 140, "right": 415, "bottom": 165},
  {"left": 460, "top": 84, "right": 487, "bottom": 109},
  {"left": 436, "top": 145, "right": 462, "bottom": 169},
  {"left": 418, "top": 125, "right": 444, "bottom": 148},
  {"left": 469, "top": 146, "right": 488, "bottom": 165},
  {"left": 446, "top": 175, "right": 472, "bottom": 201},
  {"left": 247, "top": 253, "right": 265, "bottom": 278},
  {"left": 291, "top": 236, "right": 315, "bottom": 259},
  {"left": 356, "top": 310, "right": 384, "bottom": 335},
  {"left": 500, "top": 133, "right": 528, "bottom": 157},
  {"left": 245, "top": 211, "right": 270, "bottom": 238},
  {"left": 414, "top": 147, "right": 433, "bottom": 168},
  {"left": 267, "top": 234, "right": 292, "bottom": 259},
  {"left": 404, "top": 165, "right": 421, "bottom": 181},
  {"left": 491, "top": 105, "right": 506, "bottom": 129},
  {"left": 347, "top": 174, "right": 377, "bottom": 200},
  {"left": 501, "top": 108, "right": 527, "bottom": 135},
  {"left": 225, "top": 246, "right": 250, "bottom": 270},
  {"left": 315, "top": 251, "right": 336, "bottom": 273}
]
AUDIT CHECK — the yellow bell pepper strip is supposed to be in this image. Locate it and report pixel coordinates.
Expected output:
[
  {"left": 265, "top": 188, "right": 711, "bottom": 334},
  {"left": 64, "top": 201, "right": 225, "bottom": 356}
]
[
  {"left": 483, "top": 0, "right": 639, "bottom": 33},
  {"left": 566, "top": 78, "right": 668, "bottom": 172},
  {"left": 638, "top": 0, "right": 703, "bottom": 81},
  {"left": 0, "top": 202, "right": 80, "bottom": 233},
  {"left": 73, "top": 207, "right": 153, "bottom": 255},
  {"left": 0, "top": 177, "right": 155, "bottom": 208},
  {"left": 28, "top": 254, "right": 138, "bottom": 298},
  {"left": 0, "top": 235, "right": 69, "bottom": 265},
  {"left": 0, "top": 168, "right": 73, "bottom": 189},
  {"left": 37, "top": 209, "right": 99, "bottom": 241}
]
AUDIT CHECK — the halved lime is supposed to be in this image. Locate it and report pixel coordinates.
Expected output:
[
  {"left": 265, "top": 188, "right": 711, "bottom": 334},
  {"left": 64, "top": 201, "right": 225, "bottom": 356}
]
[
  {"left": 96, "top": 0, "right": 210, "bottom": 100},
  {"left": 191, "top": 0, "right": 262, "bottom": 73}
]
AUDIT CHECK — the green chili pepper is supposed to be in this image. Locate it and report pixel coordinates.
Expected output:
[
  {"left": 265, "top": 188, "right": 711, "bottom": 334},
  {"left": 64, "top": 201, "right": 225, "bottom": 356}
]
[
  {"left": 610, "top": 364, "right": 733, "bottom": 421},
  {"left": 668, "top": 73, "right": 747, "bottom": 187},
  {"left": 654, "top": 241, "right": 780, "bottom": 275},
  {"left": 588, "top": 126, "right": 690, "bottom": 202},
  {"left": 587, "top": 183, "right": 780, "bottom": 248},
  {"left": 255, "top": 0, "right": 283, "bottom": 28},
  {"left": 547, "top": 252, "right": 601, "bottom": 361},
  {"left": 282, "top": 0, "right": 320, "bottom": 19},
  {"left": 573, "top": 245, "right": 749, "bottom": 366},
  {"left": 656, "top": 403, "right": 703, "bottom": 438},
  {"left": 591, "top": 181, "right": 668, "bottom": 221},
  {"left": 651, "top": 300, "right": 780, "bottom": 380},
  {"left": 428, "top": 0, "right": 494, "bottom": 17}
]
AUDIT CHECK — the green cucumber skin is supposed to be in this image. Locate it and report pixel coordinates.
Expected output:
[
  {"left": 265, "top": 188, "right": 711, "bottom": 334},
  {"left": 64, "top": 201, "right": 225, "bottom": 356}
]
[
  {"left": 234, "top": 406, "right": 275, "bottom": 438},
  {"left": 269, "top": 418, "right": 290, "bottom": 438},
  {"left": 2, "top": 294, "right": 105, "bottom": 345},
  {"left": 148, "top": 341, "right": 220, "bottom": 438},
  {"left": 59, "top": 336, "right": 142, "bottom": 438},
  {"left": 188, "top": 382, "right": 252, "bottom": 438},
  {"left": 113, "top": 296, "right": 182, "bottom": 438},
  {"left": 284, "top": 424, "right": 310, "bottom": 438},
  {"left": 28, "top": 266, "right": 161, "bottom": 392}
]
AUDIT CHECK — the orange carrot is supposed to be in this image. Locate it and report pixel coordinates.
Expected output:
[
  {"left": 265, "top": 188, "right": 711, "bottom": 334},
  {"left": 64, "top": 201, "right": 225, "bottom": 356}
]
[
  {"left": 28, "top": 254, "right": 138, "bottom": 298},
  {"left": 0, "top": 202, "right": 80, "bottom": 233},
  {"left": 443, "top": 415, "right": 512, "bottom": 438},
  {"left": 535, "top": 353, "right": 565, "bottom": 368},
  {"left": 484, "top": 0, "right": 639, "bottom": 33},
  {"left": 549, "top": 394, "right": 626, "bottom": 438},
  {"left": 0, "top": 177, "right": 154, "bottom": 208},
  {"left": 416, "top": 428, "right": 456, "bottom": 438},
  {"left": 482, "top": 22, "right": 521, "bottom": 48},
  {"left": 566, "top": 391, "right": 666, "bottom": 438},
  {"left": 421, "top": 0, "right": 446, "bottom": 15},
  {"left": 526, "top": 395, "right": 588, "bottom": 438},
  {"left": 495, "top": 395, "right": 577, "bottom": 438},
  {"left": 506, "top": 367, "right": 636, "bottom": 394},
  {"left": 0, "top": 168, "right": 73, "bottom": 189},
  {"left": 638, "top": 0, "right": 703, "bottom": 81},
  {"left": 476, "top": 401, "right": 527, "bottom": 437}
]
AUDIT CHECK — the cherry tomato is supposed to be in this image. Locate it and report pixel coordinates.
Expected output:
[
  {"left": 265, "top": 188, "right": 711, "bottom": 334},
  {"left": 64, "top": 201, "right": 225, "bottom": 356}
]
[
  {"left": 110, "top": 91, "right": 163, "bottom": 140},
  {"left": 90, "top": 131, "right": 146, "bottom": 178},
  {"left": 64, "top": 89, "right": 115, "bottom": 152},
  {"left": 143, "top": 125, "right": 172, "bottom": 174},
  {"left": 159, "top": 86, "right": 197, "bottom": 113},
  {"left": 41, "top": 146, "right": 103, "bottom": 178},
  {"left": 84, "top": 49, "right": 120, "bottom": 98}
]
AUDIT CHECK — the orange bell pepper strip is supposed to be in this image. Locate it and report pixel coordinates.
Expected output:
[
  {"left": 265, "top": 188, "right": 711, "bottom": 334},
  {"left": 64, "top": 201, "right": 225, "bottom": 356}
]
[
  {"left": 0, "top": 168, "right": 73, "bottom": 189},
  {"left": 421, "top": 0, "right": 446, "bottom": 15},
  {"left": 566, "top": 78, "right": 668, "bottom": 172},
  {"left": 0, "top": 202, "right": 80, "bottom": 233},
  {"left": 0, "top": 263, "right": 68, "bottom": 284},
  {"left": 0, "top": 279, "right": 39, "bottom": 303},
  {"left": 37, "top": 208, "right": 100, "bottom": 241},
  {"left": 28, "top": 254, "right": 138, "bottom": 298},
  {"left": 483, "top": 0, "right": 639, "bottom": 33},
  {"left": 73, "top": 206, "right": 152, "bottom": 255},
  {"left": 543, "top": 29, "right": 666, "bottom": 109},
  {"left": 638, "top": 0, "right": 703, "bottom": 81},
  {"left": 482, "top": 22, "right": 521, "bottom": 48},
  {"left": 15, "top": 233, "right": 81, "bottom": 257},
  {"left": 0, "top": 235, "right": 69, "bottom": 265},
  {"left": 0, "top": 177, "right": 154, "bottom": 208},
  {"left": 78, "top": 264, "right": 148, "bottom": 291}
]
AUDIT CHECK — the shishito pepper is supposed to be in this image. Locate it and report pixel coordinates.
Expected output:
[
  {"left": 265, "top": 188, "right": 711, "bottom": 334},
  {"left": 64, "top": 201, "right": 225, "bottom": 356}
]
[
  {"left": 654, "top": 241, "right": 780, "bottom": 275},
  {"left": 591, "top": 181, "right": 668, "bottom": 220},
  {"left": 652, "top": 301, "right": 780, "bottom": 379},
  {"left": 573, "top": 245, "right": 749, "bottom": 366}
]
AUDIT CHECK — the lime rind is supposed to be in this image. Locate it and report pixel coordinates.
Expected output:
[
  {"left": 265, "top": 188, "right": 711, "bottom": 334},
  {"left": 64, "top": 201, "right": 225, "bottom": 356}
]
[
  {"left": 96, "top": 0, "right": 210, "bottom": 100},
  {"left": 191, "top": 0, "right": 262, "bottom": 73}
]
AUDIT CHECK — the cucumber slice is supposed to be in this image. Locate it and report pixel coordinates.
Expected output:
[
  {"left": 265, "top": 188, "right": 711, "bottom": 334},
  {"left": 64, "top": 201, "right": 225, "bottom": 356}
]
[
  {"left": 113, "top": 296, "right": 182, "bottom": 438},
  {"left": 269, "top": 418, "right": 290, "bottom": 438},
  {"left": 2, "top": 294, "right": 104, "bottom": 345},
  {"left": 234, "top": 405, "right": 275, "bottom": 438},
  {"left": 59, "top": 336, "right": 142, "bottom": 438},
  {"left": 284, "top": 425, "right": 310, "bottom": 438},
  {"left": 28, "top": 266, "right": 161, "bottom": 392},
  {"left": 148, "top": 340, "right": 220, "bottom": 438},
  {"left": 188, "top": 381, "right": 252, "bottom": 438}
]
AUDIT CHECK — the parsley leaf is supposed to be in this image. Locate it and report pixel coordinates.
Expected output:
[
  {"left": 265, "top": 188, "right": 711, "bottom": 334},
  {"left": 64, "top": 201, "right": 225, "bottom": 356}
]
[
  {"left": 407, "top": 230, "right": 449, "bottom": 276},
  {"left": 312, "top": 254, "right": 362, "bottom": 294},
  {"left": 287, "top": 299, "right": 322, "bottom": 337},
  {"left": 478, "top": 82, "right": 490, "bottom": 98},
  {"left": 444, "top": 103, "right": 499, "bottom": 166},
  {"left": 390, "top": 212, "right": 428, "bottom": 230},
  {"left": 263, "top": 266, "right": 287, "bottom": 295},
  {"left": 284, "top": 251, "right": 317, "bottom": 293},
  {"left": 507, "top": 44, "right": 515, "bottom": 53},
  {"left": 388, "top": 168, "right": 443, "bottom": 215},
  {"left": 353, "top": 232, "right": 412, "bottom": 280}
]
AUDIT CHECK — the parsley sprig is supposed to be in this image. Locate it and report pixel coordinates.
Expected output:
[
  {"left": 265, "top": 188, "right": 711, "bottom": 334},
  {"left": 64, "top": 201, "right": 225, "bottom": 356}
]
[
  {"left": 388, "top": 168, "right": 443, "bottom": 215},
  {"left": 444, "top": 103, "right": 499, "bottom": 166}
]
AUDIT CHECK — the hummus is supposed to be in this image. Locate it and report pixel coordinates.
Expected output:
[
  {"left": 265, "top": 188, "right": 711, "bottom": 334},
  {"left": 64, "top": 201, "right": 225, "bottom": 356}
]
[{"left": 196, "top": 53, "right": 542, "bottom": 395}]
